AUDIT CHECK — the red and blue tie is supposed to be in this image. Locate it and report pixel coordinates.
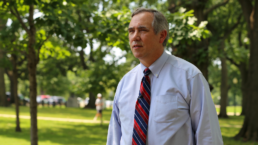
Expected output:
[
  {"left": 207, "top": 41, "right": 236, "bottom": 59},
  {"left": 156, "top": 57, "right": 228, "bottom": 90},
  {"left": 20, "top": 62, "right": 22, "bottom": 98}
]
[{"left": 132, "top": 68, "right": 151, "bottom": 145}]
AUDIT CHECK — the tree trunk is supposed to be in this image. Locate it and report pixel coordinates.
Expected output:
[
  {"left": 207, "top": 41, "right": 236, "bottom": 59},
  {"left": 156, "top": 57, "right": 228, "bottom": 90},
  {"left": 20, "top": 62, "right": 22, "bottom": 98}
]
[
  {"left": 10, "top": 3, "right": 38, "bottom": 144},
  {"left": 87, "top": 92, "right": 96, "bottom": 108},
  {"left": 0, "top": 49, "right": 7, "bottom": 106},
  {"left": 6, "top": 70, "right": 15, "bottom": 105},
  {"left": 27, "top": 5, "right": 38, "bottom": 145},
  {"left": 218, "top": 39, "right": 230, "bottom": 118},
  {"left": 218, "top": 57, "right": 229, "bottom": 118},
  {"left": 28, "top": 55, "right": 38, "bottom": 145},
  {"left": 236, "top": 31, "right": 249, "bottom": 116},
  {"left": 239, "top": 63, "right": 248, "bottom": 116},
  {"left": 0, "top": 18, "right": 7, "bottom": 107},
  {"left": 11, "top": 54, "right": 21, "bottom": 132},
  {"left": 235, "top": 0, "right": 258, "bottom": 141}
]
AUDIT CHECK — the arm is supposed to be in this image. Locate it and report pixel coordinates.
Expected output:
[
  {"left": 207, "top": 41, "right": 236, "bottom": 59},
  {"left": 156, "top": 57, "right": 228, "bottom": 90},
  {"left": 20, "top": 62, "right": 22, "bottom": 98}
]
[
  {"left": 107, "top": 81, "right": 123, "bottom": 145},
  {"left": 107, "top": 98, "right": 122, "bottom": 145},
  {"left": 189, "top": 74, "right": 223, "bottom": 145}
]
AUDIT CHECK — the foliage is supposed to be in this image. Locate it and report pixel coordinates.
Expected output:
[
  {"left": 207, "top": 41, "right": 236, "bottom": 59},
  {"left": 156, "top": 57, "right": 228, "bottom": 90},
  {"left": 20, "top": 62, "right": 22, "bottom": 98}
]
[
  {"left": 167, "top": 8, "right": 210, "bottom": 47},
  {"left": 165, "top": 7, "right": 211, "bottom": 57}
]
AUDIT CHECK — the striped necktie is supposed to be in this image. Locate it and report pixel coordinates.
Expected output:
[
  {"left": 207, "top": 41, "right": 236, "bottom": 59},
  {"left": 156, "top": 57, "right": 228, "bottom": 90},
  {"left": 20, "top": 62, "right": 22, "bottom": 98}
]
[{"left": 132, "top": 68, "right": 151, "bottom": 145}]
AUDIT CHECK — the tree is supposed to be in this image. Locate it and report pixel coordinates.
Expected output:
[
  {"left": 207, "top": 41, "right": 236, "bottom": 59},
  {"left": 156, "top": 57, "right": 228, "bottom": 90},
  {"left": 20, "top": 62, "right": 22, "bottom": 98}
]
[
  {"left": 167, "top": 0, "right": 229, "bottom": 81},
  {"left": 234, "top": 0, "right": 258, "bottom": 141},
  {"left": 9, "top": 53, "right": 23, "bottom": 132},
  {"left": 1, "top": 1, "right": 53, "bottom": 144},
  {"left": 2, "top": 20, "right": 28, "bottom": 132},
  {"left": 0, "top": 18, "right": 7, "bottom": 107},
  {"left": 226, "top": 26, "right": 249, "bottom": 116},
  {"left": 0, "top": 49, "right": 6, "bottom": 107},
  {"left": 207, "top": 0, "right": 242, "bottom": 118}
]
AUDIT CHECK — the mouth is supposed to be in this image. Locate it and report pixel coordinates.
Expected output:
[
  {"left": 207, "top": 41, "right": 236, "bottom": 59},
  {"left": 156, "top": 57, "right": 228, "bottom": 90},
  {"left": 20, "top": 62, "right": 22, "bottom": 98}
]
[{"left": 132, "top": 44, "right": 143, "bottom": 49}]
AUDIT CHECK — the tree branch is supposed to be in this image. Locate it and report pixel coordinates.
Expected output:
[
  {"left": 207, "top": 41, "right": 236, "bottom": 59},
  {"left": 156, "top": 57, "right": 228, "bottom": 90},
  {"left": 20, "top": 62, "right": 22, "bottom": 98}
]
[
  {"left": 28, "top": 5, "right": 34, "bottom": 32},
  {"left": 7, "top": 47, "right": 27, "bottom": 56},
  {"left": 223, "top": 14, "right": 242, "bottom": 39},
  {"left": 36, "top": 34, "right": 51, "bottom": 63},
  {"left": 17, "top": 56, "right": 26, "bottom": 66},
  {"left": 204, "top": 0, "right": 229, "bottom": 17},
  {"left": 254, "top": 0, "right": 258, "bottom": 29},
  {"left": 38, "top": 35, "right": 51, "bottom": 50},
  {"left": 10, "top": 7, "right": 29, "bottom": 34},
  {"left": 111, "top": 54, "right": 127, "bottom": 65},
  {"left": 89, "top": 38, "right": 95, "bottom": 62},
  {"left": 79, "top": 48, "right": 89, "bottom": 70},
  {"left": 226, "top": 56, "right": 240, "bottom": 68},
  {"left": 5, "top": 69, "right": 12, "bottom": 79},
  {"left": 237, "top": 0, "right": 253, "bottom": 26}
]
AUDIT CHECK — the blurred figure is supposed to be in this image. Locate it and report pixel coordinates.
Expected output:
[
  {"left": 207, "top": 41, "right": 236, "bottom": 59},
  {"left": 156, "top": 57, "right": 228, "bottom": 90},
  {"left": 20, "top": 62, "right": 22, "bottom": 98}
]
[{"left": 93, "top": 93, "right": 103, "bottom": 120}]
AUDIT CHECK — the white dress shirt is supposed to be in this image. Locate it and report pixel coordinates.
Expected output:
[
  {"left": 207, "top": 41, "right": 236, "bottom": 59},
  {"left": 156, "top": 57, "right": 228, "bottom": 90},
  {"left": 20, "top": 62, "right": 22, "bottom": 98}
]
[{"left": 107, "top": 51, "right": 223, "bottom": 145}]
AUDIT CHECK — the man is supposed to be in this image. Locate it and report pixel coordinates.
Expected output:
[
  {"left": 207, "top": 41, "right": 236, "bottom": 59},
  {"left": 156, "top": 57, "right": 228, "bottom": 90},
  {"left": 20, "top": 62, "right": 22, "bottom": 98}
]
[
  {"left": 94, "top": 93, "right": 103, "bottom": 120},
  {"left": 107, "top": 8, "right": 223, "bottom": 145}
]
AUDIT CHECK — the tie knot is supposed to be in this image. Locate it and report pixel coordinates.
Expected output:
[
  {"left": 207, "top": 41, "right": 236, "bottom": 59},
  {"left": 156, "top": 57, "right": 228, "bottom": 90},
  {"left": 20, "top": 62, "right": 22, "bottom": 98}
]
[{"left": 144, "top": 68, "right": 151, "bottom": 76}]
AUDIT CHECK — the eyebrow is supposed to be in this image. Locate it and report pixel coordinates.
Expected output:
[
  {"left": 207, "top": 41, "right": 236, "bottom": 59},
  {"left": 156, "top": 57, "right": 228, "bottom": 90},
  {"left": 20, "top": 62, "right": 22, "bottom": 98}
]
[{"left": 128, "top": 26, "right": 149, "bottom": 31}]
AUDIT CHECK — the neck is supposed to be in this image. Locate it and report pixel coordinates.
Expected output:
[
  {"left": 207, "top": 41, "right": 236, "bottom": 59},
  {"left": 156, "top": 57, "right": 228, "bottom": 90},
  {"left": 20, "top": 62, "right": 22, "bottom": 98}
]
[{"left": 139, "top": 49, "right": 164, "bottom": 67}]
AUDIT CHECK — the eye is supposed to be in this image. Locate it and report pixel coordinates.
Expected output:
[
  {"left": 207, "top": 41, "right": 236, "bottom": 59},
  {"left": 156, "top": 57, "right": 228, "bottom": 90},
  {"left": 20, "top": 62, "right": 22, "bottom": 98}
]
[{"left": 128, "top": 30, "right": 134, "bottom": 33}]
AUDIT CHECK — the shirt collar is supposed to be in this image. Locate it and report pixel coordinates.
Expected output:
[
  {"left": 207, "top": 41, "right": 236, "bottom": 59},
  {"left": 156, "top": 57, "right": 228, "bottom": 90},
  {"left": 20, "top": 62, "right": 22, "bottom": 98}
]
[{"left": 140, "top": 51, "right": 170, "bottom": 78}]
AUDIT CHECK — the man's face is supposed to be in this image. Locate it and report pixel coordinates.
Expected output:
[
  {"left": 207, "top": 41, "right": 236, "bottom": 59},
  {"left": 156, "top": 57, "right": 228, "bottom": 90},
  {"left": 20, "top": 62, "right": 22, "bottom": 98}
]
[{"left": 128, "top": 12, "right": 163, "bottom": 62}]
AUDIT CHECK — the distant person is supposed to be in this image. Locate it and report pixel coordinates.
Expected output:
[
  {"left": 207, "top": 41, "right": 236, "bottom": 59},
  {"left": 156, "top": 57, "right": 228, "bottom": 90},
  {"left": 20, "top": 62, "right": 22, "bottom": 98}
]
[
  {"left": 41, "top": 100, "right": 44, "bottom": 107},
  {"left": 94, "top": 93, "right": 103, "bottom": 120},
  {"left": 107, "top": 8, "right": 223, "bottom": 145}
]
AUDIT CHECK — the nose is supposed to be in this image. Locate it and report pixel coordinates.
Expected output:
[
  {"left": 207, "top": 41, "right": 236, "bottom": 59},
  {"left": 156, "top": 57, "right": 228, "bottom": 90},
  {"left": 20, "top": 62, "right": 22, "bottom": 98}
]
[{"left": 131, "top": 31, "right": 140, "bottom": 41}]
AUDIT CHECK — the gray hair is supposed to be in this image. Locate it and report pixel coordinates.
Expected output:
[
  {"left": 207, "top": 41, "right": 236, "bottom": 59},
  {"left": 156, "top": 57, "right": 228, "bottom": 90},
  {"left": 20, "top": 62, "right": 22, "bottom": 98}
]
[{"left": 131, "top": 8, "right": 169, "bottom": 47}]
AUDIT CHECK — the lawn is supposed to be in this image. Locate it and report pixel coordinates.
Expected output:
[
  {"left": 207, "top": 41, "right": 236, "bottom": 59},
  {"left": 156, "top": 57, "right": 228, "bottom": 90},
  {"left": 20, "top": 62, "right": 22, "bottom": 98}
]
[
  {"left": 0, "top": 117, "right": 108, "bottom": 145},
  {"left": 216, "top": 106, "right": 242, "bottom": 114},
  {"left": 1, "top": 106, "right": 258, "bottom": 145},
  {"left": 0, "top": 106, "right": 112, "bottom": 121}
]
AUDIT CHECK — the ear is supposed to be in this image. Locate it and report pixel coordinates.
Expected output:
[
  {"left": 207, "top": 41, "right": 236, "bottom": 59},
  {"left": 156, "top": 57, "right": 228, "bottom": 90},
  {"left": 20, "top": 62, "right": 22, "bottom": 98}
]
[{"left": 159, "top": 30, "right": 167, "bottom": 44}]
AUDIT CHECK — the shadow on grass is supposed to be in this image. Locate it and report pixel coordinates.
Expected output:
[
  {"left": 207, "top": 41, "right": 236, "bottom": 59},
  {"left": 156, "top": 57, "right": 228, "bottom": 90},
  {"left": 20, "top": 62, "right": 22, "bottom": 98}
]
[
  {"left": 220, "top": 117, "right": 258, "bottom": 145},
  {"left": 223, "top": 136, "right": 258, "bottom": 145},
  {"left": 0, "top": 118, "right": 109, "bottom": 145}
]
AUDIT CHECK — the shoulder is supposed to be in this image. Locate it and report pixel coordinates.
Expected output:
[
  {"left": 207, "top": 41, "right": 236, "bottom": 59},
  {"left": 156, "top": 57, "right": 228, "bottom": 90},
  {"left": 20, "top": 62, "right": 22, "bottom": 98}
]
[
  {"left": 118, "top": 64, "right": 140, "bottom": 86},
  {"left": 117, "top": 64, "right": 141, "bottom": 89},
  {"left": 123, "top": 64, "right": 141, "bottom": 79},
  {"left": 115, "top": 64, "right": 141, "bottom": 96},
  {"left": 166, "top": 54, "right": 202, "bottom": 79}
]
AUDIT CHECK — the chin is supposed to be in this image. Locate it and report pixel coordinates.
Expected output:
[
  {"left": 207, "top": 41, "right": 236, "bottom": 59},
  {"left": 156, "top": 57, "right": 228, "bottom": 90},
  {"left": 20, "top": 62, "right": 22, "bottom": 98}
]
[{"left": 132, "top": 53, "right": 142, "bottom": 59}]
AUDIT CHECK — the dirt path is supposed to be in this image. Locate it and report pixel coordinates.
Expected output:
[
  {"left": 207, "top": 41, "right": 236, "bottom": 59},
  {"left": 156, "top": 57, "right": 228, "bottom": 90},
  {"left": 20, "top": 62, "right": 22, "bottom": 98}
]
[{"left": 0, "top": 114, "right": 110, "bottom": 124}]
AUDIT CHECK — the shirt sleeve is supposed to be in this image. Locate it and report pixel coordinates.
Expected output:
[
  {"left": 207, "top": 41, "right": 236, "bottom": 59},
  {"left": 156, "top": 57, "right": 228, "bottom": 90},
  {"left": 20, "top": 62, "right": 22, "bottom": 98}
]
[
  {"left": 189, "top": 73, "right": 223, "bottom": 145},
  {"left": 107, "top": 80, "right": 123, "bottom": 145}
]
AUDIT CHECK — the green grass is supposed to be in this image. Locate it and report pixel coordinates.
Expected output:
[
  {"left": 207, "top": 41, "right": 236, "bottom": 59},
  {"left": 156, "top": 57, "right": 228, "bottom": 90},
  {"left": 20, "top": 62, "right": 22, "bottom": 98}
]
[
  {"left": 219, "top": 116, "right": 258, "bottom": 145},
  {"left": 0, "top": 117, "right": 108, "bottom": 145},
  {"left": 0, "top": 106, "right": 112, "bottom": 121},
  {"left": 1, "top": 106, "right": 258, "bottom": 145},
  {"left": 216, "top": 106, "right": 242, "bottom": 114}
]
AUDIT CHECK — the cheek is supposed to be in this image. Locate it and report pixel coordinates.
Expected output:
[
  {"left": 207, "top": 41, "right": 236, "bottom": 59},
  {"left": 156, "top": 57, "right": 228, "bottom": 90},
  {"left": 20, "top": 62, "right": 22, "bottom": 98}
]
[{"left": 129, "top": 36, "right": 133, "bottom": 43}]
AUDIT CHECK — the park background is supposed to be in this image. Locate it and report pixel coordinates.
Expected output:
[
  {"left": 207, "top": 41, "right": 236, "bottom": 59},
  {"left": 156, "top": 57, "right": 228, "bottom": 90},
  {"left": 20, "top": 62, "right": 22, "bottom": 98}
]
[{"left": 0, "top": 0, "right": 258, "bottom": 144}]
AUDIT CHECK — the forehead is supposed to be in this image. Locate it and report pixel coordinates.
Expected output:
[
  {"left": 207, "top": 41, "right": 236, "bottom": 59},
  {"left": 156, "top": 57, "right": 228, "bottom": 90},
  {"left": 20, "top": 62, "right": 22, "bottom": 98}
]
[{"left": 129, "top": 12, "right": 154, "bottom": 28}]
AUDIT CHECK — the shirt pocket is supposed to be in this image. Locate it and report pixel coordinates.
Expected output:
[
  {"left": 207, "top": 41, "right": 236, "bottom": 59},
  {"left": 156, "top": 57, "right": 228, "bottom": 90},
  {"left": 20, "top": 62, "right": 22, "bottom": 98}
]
[{"left": 154, "top": 94, "right": 178, "bottom": 123}]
